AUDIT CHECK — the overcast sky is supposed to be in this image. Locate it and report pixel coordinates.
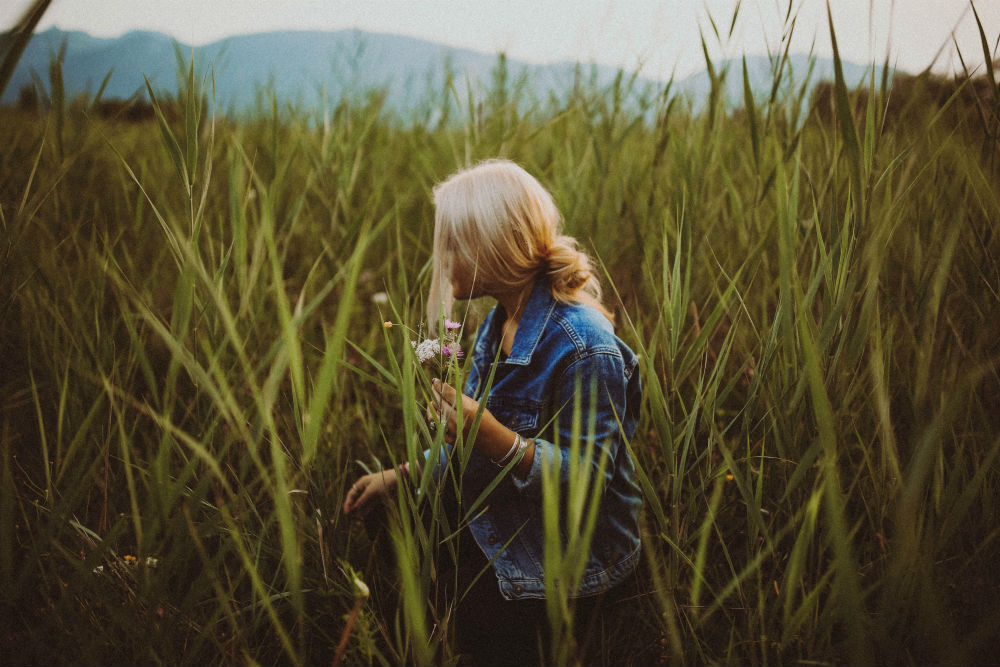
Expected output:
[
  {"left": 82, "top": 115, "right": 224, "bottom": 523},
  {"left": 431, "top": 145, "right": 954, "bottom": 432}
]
[{"left": 4, "top": 1, "right": 999, "bottom": 79}]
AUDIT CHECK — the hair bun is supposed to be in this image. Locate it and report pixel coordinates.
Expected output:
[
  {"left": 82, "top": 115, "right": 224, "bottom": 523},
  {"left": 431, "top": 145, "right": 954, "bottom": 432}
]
[
  {"left": 542, "top": 236, "right": 593, "bottom": 294},
  {"left": 566, "top": 271, "right": 588, "bottom": 290}
]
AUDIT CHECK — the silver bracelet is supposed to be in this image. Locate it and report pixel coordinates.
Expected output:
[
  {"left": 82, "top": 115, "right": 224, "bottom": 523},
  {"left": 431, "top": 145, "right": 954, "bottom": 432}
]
[
  {"left": 492, "top": 433, "right": 529, "bottom": 468},
  {"left": 511, "top": 434, "right": 531, "bottom": 466},
  {"left": 491, "top": 432, "right": 520, "bottom": 467}
]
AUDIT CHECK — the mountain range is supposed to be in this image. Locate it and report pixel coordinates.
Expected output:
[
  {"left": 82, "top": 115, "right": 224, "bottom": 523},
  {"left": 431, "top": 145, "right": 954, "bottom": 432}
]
[{"left": 3, "top": 27, "right": 888, "bottom": 116}]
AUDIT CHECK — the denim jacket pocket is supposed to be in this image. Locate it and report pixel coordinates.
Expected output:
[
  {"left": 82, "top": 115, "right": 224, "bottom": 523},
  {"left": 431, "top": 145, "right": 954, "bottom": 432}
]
[{"left": 486, "top": 395, "right": 541, "bottom": 434}]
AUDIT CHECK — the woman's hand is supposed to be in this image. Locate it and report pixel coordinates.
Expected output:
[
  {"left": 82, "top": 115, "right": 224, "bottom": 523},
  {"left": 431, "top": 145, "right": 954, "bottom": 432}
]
[
  {"left": 342, "top": 469, "right": 397, "bottom": 517},
  {"left": 428, "top": 377, "right": 483, "bottom": 442},
  {"left": 427, "top": 378, "right": 535, "bottom": 476}
]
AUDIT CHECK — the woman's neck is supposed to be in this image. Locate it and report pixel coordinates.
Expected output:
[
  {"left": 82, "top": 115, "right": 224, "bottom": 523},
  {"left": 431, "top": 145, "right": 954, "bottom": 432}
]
[
  {"left": 494, "top": 281, "right": 534, "bottom": 354},
  {"left": 495, "top": 282, "right": 533, "bottom": 324}
]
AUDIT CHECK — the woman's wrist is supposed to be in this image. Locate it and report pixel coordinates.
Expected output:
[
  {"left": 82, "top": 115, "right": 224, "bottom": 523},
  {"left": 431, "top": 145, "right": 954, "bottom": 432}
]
[
  {"left": 477, "top": 413, "right": 512, "bottom": 458},
  {"left": 478, "top": 414, "right": 535, "bottom": 477},
  {"left": 490, "top": 431, "right": 526, "bottom": 467}
]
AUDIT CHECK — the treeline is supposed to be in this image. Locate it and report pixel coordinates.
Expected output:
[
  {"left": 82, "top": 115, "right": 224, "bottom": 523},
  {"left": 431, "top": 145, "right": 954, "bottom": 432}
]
[
  {"left": 14, "top": 84, "right": 174, "bottom": 123},
  {"left": 812, "top": 61, "right": 1000, "bottom": 128},
  {"left": 9, "top": 59, "right": 1000, "bottom": 127}
]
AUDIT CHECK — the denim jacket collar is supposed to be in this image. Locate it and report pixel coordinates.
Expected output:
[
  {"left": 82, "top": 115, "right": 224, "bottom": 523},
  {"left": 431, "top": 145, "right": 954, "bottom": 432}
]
[{"left": 498, "top": 279, "right": 556, "bottom": 366}]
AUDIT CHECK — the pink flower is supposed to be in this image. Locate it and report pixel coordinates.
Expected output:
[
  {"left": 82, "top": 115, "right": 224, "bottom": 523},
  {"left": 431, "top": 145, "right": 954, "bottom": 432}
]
[
  {"left": 442, "top": 344, "right": 463, "bottom": 358},
  {"left": 444, "top": 319, "right": 462, "bottom": 331}
]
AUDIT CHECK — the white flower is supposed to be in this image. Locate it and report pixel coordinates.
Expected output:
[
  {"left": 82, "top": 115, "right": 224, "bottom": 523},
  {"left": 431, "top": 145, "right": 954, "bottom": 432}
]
[
  {"left": 371, "top": 291, "right": 389, "bottom": 305},
  {"left": 353, "top": 574, "right": 370, "bottom": 599},
  {"left": 411, "top": 338, "right": 441, "bottom": 363}
]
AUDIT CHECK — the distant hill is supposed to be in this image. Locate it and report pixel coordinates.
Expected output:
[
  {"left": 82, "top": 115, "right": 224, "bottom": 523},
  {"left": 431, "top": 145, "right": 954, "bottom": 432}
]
[{"left": 3, "top": 27, "right": 890, "bottom": 116}]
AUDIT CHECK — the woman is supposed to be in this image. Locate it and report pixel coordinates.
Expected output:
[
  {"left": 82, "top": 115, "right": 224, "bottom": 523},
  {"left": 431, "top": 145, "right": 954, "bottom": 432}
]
[{"left": 343, "top": 158, "right": 643, "bottom": 665}]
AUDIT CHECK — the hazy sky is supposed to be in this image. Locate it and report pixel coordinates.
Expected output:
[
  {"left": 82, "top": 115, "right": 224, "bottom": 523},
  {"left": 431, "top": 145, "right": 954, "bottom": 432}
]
[{"left": 4, "top": 1, "right": 999, "bottom": 79}]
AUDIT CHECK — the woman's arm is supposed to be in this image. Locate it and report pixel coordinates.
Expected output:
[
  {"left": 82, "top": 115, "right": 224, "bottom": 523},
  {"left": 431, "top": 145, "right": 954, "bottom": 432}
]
[
  {"left": 506, "top": 351, "right": 633, "bottom": 498},
  {"left": 430, "top": 378, "right": 536, "bottom": 478}
]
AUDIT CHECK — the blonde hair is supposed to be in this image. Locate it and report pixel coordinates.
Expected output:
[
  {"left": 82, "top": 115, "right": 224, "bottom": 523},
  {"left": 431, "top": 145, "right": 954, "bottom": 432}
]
[{"left": 427, "top": 158, "right": 611, "bottom": 332}]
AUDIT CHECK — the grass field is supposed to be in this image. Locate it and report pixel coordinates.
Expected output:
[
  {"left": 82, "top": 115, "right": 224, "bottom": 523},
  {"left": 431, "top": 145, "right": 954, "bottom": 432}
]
[{"left": 2, "top": 9, "right": 999, "bottom": 665}]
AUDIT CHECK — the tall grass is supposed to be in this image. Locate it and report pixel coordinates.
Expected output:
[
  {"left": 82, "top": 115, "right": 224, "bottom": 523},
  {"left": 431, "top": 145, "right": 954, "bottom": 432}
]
[{"left": 1, "top": 10, "right": 999, "bottom": 666}]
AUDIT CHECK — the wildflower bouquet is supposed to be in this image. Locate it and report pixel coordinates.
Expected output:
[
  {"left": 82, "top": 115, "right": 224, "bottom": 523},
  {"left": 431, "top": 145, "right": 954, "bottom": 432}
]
[
  {"left": 410, "top": 319, "right": 463, "bottom": 368},
  {"left": 383, "top": 318, "right": 465, "bottom": 380},
  {"left": 379, "top": 317, "right": 468, "bottom": 447}
]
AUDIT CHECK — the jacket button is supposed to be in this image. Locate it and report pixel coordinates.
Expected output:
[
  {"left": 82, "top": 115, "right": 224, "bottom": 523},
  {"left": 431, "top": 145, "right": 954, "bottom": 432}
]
[
  {"left": 513, "top": 584, "right": 524, "bottom": 595},
  {"left": 487, "top": 535, "right": 498, "bottom": 545}
]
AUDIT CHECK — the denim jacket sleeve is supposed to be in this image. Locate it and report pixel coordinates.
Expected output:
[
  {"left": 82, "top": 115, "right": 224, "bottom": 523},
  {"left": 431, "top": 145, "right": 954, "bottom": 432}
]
[{"left": 509, "top": 348, "right": 633, "bottom": 499}]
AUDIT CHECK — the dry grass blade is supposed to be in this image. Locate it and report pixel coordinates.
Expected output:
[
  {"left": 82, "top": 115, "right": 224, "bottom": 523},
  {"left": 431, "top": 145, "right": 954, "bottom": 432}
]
[{"left": 0, "top": 0, "right": 53, "bottom": 98}]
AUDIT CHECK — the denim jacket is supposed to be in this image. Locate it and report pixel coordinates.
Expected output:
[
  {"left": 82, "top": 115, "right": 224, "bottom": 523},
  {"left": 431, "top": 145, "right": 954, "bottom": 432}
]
[{"left": 431, "top": 279, "right": 643, "bottom": 600}]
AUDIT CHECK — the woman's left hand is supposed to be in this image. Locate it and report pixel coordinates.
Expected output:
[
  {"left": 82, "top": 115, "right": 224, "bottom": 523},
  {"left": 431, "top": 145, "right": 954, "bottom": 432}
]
[{"left": 427, "top": 378, "right": 483, "bottom": 442}]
